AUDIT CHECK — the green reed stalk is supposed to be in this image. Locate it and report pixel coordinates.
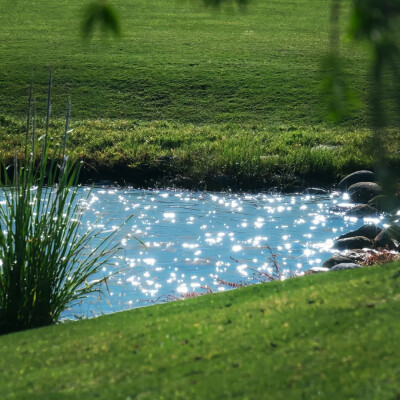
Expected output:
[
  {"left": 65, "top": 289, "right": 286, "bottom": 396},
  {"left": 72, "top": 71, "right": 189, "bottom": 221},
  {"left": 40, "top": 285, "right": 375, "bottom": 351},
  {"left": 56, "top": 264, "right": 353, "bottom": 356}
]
[{"left": 0, "top": 75, "right": 124, "bottom": 334}]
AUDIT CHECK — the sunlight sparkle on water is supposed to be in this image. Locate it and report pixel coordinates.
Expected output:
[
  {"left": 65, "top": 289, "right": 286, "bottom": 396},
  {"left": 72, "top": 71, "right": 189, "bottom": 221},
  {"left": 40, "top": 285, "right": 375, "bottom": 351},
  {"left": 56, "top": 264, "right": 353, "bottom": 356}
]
[
  {"left": 232, "top": 245, "right": 242, "bottom": 252},
  {"left": 63, "top": 188, "right": 389, "bottom": 319}
]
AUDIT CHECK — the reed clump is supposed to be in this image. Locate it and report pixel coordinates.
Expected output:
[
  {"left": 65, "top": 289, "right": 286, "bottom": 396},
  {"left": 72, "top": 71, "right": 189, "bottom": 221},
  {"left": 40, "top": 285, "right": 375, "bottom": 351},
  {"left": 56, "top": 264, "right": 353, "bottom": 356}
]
[{"left": 0, "top": 74, "right": 122, "bottom": 334}]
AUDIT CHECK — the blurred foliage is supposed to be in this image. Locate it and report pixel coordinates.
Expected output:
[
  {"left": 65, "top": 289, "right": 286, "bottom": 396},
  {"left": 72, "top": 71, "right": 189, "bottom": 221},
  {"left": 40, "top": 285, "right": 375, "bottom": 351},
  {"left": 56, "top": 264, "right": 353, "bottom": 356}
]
[
  {"left": 320, "top": 54, "right": 359, "bottom": 123},
  {"left": 82, "top": 0, "right": 121, "bottom": 38},
  {"left": 349, "top": 0, "right": 400, "bottom": 126},
  {"left": 320, "top": 0, "right": 358, "bottom": 123},
  {"left": 349, "top": 0, "right": 400, "bottom": 190},
  {"left": 350, "top": 0, "right": 400, "bottom": 43}
]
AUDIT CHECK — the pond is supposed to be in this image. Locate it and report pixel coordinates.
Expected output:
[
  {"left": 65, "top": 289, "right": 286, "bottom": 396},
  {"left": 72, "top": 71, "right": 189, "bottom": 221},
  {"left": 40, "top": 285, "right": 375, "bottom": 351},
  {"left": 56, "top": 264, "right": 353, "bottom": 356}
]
[{"left": 68, "top": 187, "right": 384, "bottom": 318}]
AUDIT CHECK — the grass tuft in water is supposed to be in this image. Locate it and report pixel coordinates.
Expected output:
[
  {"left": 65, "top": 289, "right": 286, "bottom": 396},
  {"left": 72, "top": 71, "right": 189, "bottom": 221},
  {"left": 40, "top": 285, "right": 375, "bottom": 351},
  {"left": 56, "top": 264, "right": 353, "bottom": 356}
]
[{"left": 0, "top": 75, "right": 123, "bottom": 334}]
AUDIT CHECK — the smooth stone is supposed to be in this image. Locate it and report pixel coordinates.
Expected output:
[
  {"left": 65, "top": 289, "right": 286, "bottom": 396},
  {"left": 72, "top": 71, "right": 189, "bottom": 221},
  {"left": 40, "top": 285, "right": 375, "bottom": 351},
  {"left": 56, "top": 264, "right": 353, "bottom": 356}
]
[
  {"left": 374, "top": 230, "right": 399, "bottom": 250},
  {"left": 307, "top": 266, "right": 330, "bottom": 274},
  {"left": 326, "top": 249, "right": 376, "bottom": 265},
  {"left": 345, "top": 205, "right": 379, "bottom": 217},
  {"left": 322, "top": 254, "right": 357, "bottom": 268},
  {"left": 347, "top": 249, "right": 374, "bottom": 257},
  {"left": 95, "top": 179, "right": 114, "bottom": 186},
  {"left": 330, "top": 263, "right": 363, "bottom": 271},
  {"left": 386, "top": 224, "right": 400, "bottom": 242},
  {"left": 333, "top": 236, "right": 374, "bottom": 250},
  {"left": 303, "top": 187, "right": 329, "bottom": 195},
  {"left": 348, "top": 182, "right": 383, "bottom": 203},
  {"left": 338, "top": 170, "right": 376, "bottom": 191},
  {"left": 330, "top": 203, "right": 354, "bottom": 213},
  {"left": 338, "top": 224, "right": 382, "bottom": 240},
  {"left": 368, "top": 195, "right": 400, "bottom": 213}
]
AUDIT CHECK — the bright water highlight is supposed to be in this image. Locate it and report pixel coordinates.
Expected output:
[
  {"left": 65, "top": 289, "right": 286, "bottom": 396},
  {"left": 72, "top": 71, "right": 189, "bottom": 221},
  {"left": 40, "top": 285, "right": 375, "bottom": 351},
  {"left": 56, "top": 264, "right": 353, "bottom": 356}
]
[{"left": 69, "top": 188, "right": 384, "bottom": 318}]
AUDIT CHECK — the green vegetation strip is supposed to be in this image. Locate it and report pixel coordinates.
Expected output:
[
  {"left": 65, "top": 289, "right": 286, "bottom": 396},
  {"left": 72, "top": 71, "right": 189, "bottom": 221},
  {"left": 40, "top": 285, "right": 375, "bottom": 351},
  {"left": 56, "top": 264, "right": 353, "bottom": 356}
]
[
  {"left": 1, "top": 263, "right": 400, "bottom": 399},
  {"left": 1, "top": 116, "right": 400, "bottom": 189}
]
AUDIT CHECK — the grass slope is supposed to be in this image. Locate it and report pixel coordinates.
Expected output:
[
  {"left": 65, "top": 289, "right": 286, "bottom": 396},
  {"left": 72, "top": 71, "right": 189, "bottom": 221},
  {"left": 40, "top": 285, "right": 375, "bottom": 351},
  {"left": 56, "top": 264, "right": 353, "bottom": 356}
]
[{"left": 1, "top": 263, "right": 400, "bottom": 399}]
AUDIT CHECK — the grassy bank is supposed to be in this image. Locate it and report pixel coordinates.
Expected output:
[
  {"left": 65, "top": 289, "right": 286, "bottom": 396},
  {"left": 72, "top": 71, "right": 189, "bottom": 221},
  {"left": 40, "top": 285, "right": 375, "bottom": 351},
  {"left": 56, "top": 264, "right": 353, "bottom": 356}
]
[
  {"left": 1, "top": 116, "right": 400, "bottom": 190},
  {"left": 1, "top": 263, "right": 399, "bottom": 399}
]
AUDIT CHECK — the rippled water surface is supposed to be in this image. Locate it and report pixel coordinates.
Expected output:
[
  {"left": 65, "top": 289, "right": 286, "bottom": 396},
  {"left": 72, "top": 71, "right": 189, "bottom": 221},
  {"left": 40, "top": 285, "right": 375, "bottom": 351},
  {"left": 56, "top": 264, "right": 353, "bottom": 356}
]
[{"left": 69, "top": 188, "right": 384, "bottom": 318}]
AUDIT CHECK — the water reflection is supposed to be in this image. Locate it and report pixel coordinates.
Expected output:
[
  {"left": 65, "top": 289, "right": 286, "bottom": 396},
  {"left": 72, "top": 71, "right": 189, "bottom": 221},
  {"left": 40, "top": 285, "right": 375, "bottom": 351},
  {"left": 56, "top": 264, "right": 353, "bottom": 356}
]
[{"left": 69, "top": 188, "right": 385, "bottom": 318}]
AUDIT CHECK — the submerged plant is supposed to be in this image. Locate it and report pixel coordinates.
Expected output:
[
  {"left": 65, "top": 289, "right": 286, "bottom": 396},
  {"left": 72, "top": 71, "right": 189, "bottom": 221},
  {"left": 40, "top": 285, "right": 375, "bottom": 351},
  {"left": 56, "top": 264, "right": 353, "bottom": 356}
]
[{"left": 0, "top": 75, "right": 124, "bottom": 334}]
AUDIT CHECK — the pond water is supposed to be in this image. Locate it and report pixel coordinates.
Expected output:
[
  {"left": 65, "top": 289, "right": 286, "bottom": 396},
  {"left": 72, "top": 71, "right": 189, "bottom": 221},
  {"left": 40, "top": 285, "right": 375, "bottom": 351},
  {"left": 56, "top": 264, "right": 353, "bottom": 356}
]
[{"left": 68, "top": 188, "right": 384, "bottom": 318}]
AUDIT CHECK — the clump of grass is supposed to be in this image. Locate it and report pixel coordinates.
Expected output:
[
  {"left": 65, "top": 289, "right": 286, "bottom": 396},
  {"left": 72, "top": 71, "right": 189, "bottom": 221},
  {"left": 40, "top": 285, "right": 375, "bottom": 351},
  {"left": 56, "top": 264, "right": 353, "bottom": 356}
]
[{"left": 0, "top": 75, "right": 124, "bottom": 334}]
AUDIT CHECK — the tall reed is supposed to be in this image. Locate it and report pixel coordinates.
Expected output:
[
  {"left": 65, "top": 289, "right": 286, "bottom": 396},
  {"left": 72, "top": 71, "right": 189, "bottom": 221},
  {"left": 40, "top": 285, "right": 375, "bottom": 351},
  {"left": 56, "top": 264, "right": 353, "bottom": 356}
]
[{"left": 0, "top": 74, "right": 123, "bottom": 334}]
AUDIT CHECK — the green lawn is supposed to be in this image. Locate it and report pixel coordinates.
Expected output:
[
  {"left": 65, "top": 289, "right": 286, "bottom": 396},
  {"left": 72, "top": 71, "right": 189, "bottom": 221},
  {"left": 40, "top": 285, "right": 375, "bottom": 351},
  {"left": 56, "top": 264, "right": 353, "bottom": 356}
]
[
  {"left": 1, "top": 3, "right": 400, "bottom": 398},
  {"left": 1, "top": 0, "right": 399, "bottom": 188},
  {"left": 1, "top": 263, "right": 399, "bottom": 399},
  {"left": 1, "top": 0, "right": 366, "bottom": 124}
]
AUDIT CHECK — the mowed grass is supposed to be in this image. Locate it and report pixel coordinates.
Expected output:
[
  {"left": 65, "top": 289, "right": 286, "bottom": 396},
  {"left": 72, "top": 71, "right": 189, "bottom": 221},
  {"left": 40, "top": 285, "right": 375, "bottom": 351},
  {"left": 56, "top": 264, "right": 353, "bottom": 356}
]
[
  {"left": 1, "top": 263, "right": 400, "bottom": 399},
  {"left": 0, "top": 0, "right": 367, "bottom": 124},
  {"left": 0, "top": 0, "right": 399, "bottom": 187}
]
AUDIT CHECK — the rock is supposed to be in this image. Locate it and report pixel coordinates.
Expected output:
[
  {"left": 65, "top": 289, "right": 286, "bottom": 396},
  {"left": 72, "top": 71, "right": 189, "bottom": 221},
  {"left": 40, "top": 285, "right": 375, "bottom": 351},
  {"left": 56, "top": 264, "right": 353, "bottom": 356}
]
[
  {"left": 303, "top": 187, "right": 329, "bottom": 195},
  {"left": 330, "top": 263, "right": 363, "bottom": 271},
  {"left": 333, "top": 236, "right": 374, "bottom": 250},
  {"left": 348, "top": 182, "right": 382, "bottom": 203},
  {"left": 345, "top": 205, "right": 379, "bottom": 217},
  {"left": 338, "top": 224, "right": 382, "bottom": 240},
  {"left": 306, "top": 266, "right": 330, "bottom": 274},
  {"left": 330, "top": 203, "right": 354, "bottom": 213},
  {"left": 338, "top": 170, "right": 376, "bottom": 191},
  {"left": 322, "top": 254, "right": 357, "bottom": 268},
  {"left": 346, "top": 249, "right": 375, "bottom": 262},
  {"left": 95, "top": 179, "right": 114, "bottom": 186},
  {"left": 374, "top": 230, "right": 399, "bottom": 250},
  {"left": 347, "top": 249, "right": 373, "bottom": 257},
  {"left": 386, "top": 224, "right": 400, "bottom": 242},
  {"left": 368, "top": 195, "right": 400, "bottom": 213}
]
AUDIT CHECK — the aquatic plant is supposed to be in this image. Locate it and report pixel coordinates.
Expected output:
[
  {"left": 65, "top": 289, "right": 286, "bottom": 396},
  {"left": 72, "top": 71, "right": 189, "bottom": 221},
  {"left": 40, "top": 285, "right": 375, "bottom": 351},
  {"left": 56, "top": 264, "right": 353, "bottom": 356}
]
[
  {"left": 215, "top": 246, "right": 298, "bottom": 292},
  {"left": 0, "top": 75, "right": 124, "bottom": 334}
]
